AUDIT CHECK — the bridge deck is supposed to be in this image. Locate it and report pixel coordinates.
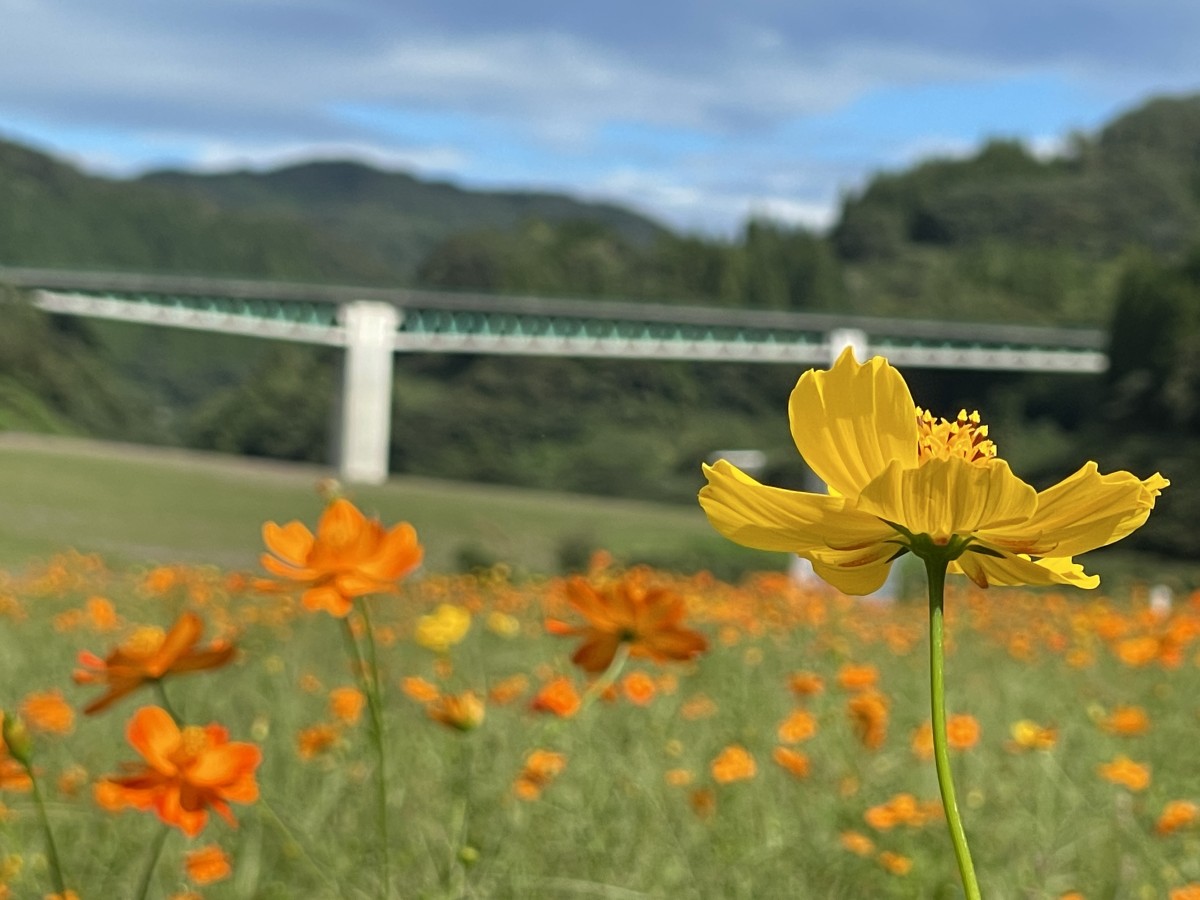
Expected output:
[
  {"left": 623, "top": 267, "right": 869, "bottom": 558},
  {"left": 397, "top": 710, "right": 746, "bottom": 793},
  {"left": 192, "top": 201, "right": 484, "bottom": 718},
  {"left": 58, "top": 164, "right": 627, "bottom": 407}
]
[{"left": 4, "top": 267, "right": 1108, "bottom": 372}]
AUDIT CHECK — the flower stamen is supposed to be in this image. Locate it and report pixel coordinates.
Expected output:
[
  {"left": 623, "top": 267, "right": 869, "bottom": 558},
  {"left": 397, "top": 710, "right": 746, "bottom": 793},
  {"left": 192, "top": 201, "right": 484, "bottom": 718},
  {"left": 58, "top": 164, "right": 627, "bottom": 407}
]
[{"left": 916, "top": 408, "right": 997, "bottom": 465}]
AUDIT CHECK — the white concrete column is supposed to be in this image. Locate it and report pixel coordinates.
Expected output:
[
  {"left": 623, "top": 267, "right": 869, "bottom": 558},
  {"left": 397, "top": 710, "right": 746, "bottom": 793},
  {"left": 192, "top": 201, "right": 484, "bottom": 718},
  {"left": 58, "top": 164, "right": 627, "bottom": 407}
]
[
  {"left": 828, "top": 327, "right": 869, "bottom": 364},
  {"left": 337, "top": 301, "right": 399, "bottom": 485}
]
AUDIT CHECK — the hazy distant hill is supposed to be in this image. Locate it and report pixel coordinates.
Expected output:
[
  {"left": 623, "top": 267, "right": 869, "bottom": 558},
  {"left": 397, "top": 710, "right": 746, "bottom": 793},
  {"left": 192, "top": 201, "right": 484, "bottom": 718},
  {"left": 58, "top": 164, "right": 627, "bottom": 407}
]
[
  {"left": 140, "top": 161, "right": 668, "bottom": 279},
  {"left": 0, "top": 140, "right": 396, "bottom": 281}
]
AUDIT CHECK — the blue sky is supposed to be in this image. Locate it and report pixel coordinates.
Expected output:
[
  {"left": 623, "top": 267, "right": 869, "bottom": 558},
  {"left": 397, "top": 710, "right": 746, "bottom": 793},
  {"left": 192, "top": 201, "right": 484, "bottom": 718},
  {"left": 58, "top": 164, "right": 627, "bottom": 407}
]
[{"left": 1, "top": 0, "right": 1198, "bottom": 234}]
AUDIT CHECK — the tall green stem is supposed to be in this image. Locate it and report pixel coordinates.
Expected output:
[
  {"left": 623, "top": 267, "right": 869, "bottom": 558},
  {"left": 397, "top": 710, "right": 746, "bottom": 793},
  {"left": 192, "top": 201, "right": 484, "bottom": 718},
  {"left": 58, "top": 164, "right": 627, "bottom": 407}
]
[
  {"left": 27, "top": 763, "right": 67, "bottom": 896},
  {"left": 924, "top": 555, "right": 982, "bottom": 900},
  {"left": 153, "top": 679, "right": 182, "bottom": 723},
  {"left": 341, "top": 607, "right": 393, "bottom": 900},
  {"left": 134, "top": 824, "right": 171, "bottom": 900},
  {"left": 578, "top": 643, "right": 632, "bottom": 713},
  {"left": 4, "top": 715, "right": 67, "bottom": 896}
]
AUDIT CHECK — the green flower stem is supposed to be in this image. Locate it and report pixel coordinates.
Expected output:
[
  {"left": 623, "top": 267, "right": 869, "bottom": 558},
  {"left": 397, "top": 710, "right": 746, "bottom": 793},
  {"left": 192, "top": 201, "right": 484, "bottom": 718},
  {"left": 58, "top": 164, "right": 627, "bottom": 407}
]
[
  {"left": 257, "top": 795, "right": 343, "bottom": 896},
  {"left": 26, "top": 761, "right": 67, "bottom": 896},
  {"left": 924, "top": 554, "right": 982, "bottom": 900},
  {"left": 134, "top": 824, "right": 171, "bottom": 900},
  {"left": 153, "top": 679, "right": 182, "bottom": 723},
  {"left": 341, "top": 606, "right": 393, "bottom": 900},
  {"left": 578, "top": 643, "right": 633, "bottom": 714}
]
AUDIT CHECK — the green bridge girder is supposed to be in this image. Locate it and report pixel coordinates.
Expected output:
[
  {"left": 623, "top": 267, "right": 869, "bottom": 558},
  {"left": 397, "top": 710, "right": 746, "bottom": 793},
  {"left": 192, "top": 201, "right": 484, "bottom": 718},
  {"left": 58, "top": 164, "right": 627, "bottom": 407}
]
[{"left": 2, "top": 266, "right": 1107, "bottom": 371}]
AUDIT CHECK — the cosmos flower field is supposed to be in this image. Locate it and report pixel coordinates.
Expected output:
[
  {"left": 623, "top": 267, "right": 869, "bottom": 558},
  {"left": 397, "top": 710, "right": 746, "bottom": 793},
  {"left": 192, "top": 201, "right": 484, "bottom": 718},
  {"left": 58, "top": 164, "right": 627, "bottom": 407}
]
[{"left": 1, "top": 530, "right": 1199, "bottom": 898}]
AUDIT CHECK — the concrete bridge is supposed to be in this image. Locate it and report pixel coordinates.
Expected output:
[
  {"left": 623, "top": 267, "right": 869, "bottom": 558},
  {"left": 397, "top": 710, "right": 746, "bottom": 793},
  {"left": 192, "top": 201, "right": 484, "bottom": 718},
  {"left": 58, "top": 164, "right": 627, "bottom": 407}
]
[{"left": 1, "top": 267, "right": 1108, "bottom": 486}]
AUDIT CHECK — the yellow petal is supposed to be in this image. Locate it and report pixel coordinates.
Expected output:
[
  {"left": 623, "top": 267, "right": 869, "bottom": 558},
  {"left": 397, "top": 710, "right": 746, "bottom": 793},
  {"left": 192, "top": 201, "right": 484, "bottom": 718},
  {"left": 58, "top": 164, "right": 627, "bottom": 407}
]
[
  {"left": 954, "top": 549, "right": 1100, "bottom": 590},
  {"left": 699, "top": 460, "right": 893, "bottom": 553},
  {"left": 788, "top": 348, "right": 919, "bottom": 497},
  {"left": 809, "top": 545, "right": 899, "bottom": 595},
  {"left": 978, "top": 463, "right": 1169, "bottom": 557},
  {"left": 855, "top": 458, "right": 1036, "bottom": 542}
]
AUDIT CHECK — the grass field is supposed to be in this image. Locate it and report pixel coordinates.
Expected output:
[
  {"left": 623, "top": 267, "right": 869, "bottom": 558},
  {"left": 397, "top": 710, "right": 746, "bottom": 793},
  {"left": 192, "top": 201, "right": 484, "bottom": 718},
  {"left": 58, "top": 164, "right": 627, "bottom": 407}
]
[
  {"left": 0, "top": 433, "right": 776, "bottom": 577},
  {"left": 1, "top": 435, "right": 1198, "bottom": 899}
]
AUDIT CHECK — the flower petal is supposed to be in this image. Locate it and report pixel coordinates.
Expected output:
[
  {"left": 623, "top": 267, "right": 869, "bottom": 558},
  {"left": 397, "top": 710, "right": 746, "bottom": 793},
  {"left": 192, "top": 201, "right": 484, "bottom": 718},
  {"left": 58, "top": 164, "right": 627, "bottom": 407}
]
[
  {"left": 699, "top": 460, "right": 892, "bottom": 553},
  {"left": 855, "top": 458, "right": 1036, "bottom": 542},
  {"left": 146, "top": 612, "right": 202, "bottom": 678},
  {"left": 954, "top": 548, "right": 1099, "bottom": 590},
  {"left": 788, "top": 348, "right": 919, "bottom": 497},
  {"left": 808, "top": 546, "right": 898, "bottom": 596},
  {"left": 127, "top": 706, "right": 182, "bottom": 775},
  {"left": 187, "top": 743, "right": 261, "bottom": 789},
  {"left": 978, "top": 464, "right": 1169, "bottom": 557},
  {"left": 261, "top": 521, "right": 314, "bottom": 566}
]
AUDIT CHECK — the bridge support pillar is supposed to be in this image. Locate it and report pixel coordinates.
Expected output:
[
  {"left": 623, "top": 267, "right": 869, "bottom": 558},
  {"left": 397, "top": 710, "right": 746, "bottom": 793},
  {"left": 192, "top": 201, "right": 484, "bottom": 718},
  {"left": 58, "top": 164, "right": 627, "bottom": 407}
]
[{"left": 336, "top": 301, "right": 398, "bottom": 485}]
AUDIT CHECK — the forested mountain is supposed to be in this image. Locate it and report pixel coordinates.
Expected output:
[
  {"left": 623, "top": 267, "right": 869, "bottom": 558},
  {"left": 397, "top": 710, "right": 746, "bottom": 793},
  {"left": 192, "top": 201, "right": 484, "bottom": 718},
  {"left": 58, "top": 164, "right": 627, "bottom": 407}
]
[
  {"left": 0, "top": 141, "right": 397, "bottom": 281},
  {"left": 140, "top": 161, "right": 667, "bottom": 281}
]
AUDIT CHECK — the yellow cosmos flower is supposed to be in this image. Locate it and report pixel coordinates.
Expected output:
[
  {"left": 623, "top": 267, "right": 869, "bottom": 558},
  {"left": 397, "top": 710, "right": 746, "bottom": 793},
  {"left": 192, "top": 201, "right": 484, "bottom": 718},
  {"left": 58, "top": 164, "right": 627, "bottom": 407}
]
[
  {"left": 700, "top": 349, "right": 1167, "bottom": 594},
  {"left": 414, "top": 604, "right": 471, "bottom": 653}
]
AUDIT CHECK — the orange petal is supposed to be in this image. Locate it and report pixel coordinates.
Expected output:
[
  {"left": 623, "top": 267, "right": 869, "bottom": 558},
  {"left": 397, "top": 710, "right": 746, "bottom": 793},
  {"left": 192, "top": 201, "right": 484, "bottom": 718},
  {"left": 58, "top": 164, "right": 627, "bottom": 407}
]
[
  {"left": 187, "top": 743, "right": 261, "bottom": 788},
  {"left": 146, "top": 612, "right": 202, "bottom": 677},
  {"left": 262, "top": 521, "right": 315, "bottom": 566},
  {"left": 127, "top": 706, "right": 182, "bottom": 775}
]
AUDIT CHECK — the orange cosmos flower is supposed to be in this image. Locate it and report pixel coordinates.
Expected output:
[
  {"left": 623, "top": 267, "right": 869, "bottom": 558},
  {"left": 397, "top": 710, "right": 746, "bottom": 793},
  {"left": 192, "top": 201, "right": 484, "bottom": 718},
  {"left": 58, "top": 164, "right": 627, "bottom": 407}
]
[
  {"left": 74, "top": 612, "right": 236, "bottom": 715},
  {"left": 777, "top": 709, "right": 818, "bottom": 743},
  {"left": 946, "top": 714, "right": 981, "bottom": 751},
  {"left": 530, "top": 677, "right": 581, "bottom": 718},
  {"left": 836, "top": 663, "right": 879, "bottom": 692},
  {"left": 95, "top": 706, "right": 260, "bottom": 837},
  {"left": 1100, "top": 705, "right": 1150, "bottom": 736},
  {"left": 1114, "top": 636, "right": 1159, "bottom": 667},
  {"left": 1156, "top": 800, "right": 1199, "bottom": 836},
  {"left": 772, "top": 746, "right": 810, "bottom": 778},
  {"left": 259, "top": 498, "right": 423, "bottom": 617},
  {"left": 85, "top": 596, "right": 120, "bottom": 632},
  {"left": 680, "top": 693, "right": 718, "bottom": 720},
  {"left": 427, "top": 691, "right": 486, "bottom": 731},
  {"left": 665, "top": 768, "right": 693, "bottom": 787},
  {"left": 513, "top": 749, "right": 566, "bottom": 800},
  {"left": 296, "top": 723, "right": 341, "bottom": 760},
  {"left": 689, "top": 787, "right": 716, "bottom": 820},
  {"left": 788, "top": 671, "right": 825, "bottom": 697},
  {"left": 1096, "top": 755, "right": 1151, "bottom": 792},
  {"left": 711, "top": 745, "right": 757, "bottom": 784},
  {"left": 911, "top": 721, "right": 934, "bottom": 760},
  {"left": 401, "top": 676, "right": 440, "bottom": 703},
  {"left": 546, "top": 572, "right": 708, "bottom": 673},
  {"left": 185, "top": 845, "right": 232, "bottom": 884},
  {"left": 329, "top": 687, "right": 366, "bottom": 725},
  {"left": 621, "top": 672, "right": 657, "bottom": 706},
  {"left": 20, "top": 690, "right": 74, "bottom": 735},
  {"left": 878, "top": 851, "right": 913, "bottom": 876},
  {"left": 57, "top": 764, "right": 89, "bottom": 797},
  {"left": 1008, "top": 720, "right": 1057, "bottom": 752},
  {"left": 847, "top": 691, "right": 889, "bottom": 750},
  {"left": 839, "top": 830, "right": 875, "bottom": 856},
  {"left": 1171, "top": 886, "right": 1200, "bottom": 900},
  {"left": 487, "top": 674, "right": 529, "bottom": 706}
]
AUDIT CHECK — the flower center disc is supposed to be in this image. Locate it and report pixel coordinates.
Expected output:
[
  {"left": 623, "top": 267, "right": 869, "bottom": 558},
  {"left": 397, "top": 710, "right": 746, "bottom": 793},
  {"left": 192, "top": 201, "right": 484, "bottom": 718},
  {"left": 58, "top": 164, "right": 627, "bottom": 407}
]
[{"left": 916, "top": 408, "right": 997, "bottom": 465}]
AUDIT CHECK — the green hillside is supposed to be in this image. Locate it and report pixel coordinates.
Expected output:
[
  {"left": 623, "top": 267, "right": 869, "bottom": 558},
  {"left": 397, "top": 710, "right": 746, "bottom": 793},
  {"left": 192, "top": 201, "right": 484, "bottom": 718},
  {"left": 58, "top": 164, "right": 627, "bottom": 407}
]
[
  {"left": 0, "top": 140, "right": 394, "bottom": 281},
  {"left": 833, "top": 94, "right": 1200, "bottom": 324},
  {"left": 140, "top": 160, "right": 667, "bottom": 280}
]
